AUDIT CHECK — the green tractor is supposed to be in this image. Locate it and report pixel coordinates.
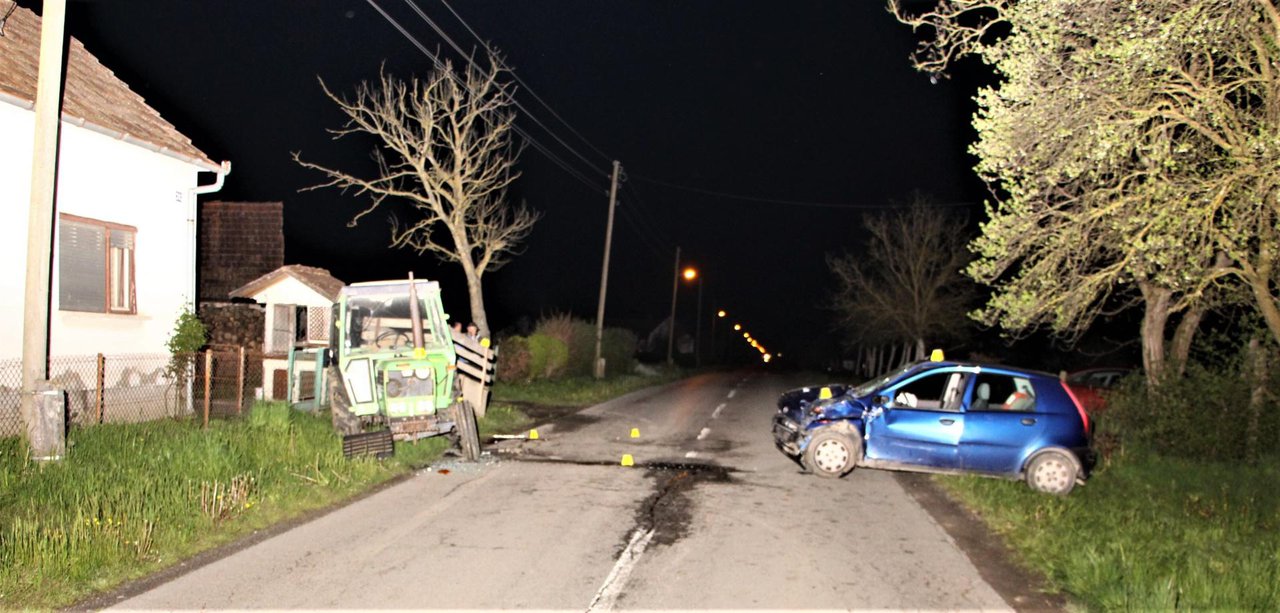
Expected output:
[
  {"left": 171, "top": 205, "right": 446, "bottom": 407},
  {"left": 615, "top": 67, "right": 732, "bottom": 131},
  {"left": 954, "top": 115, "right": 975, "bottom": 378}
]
[{"left": 327, "top": 276, "right": 493, "bottom": 460}]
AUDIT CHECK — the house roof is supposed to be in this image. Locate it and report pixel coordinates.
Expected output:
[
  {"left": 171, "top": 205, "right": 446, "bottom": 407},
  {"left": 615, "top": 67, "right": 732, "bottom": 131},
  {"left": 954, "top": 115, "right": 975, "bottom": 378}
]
[
  {"left": 0, "top": 3, "right": 219, "bottom": 171},
  {"left": 230, "top": 265, "right": 346, "bottom": 303}
]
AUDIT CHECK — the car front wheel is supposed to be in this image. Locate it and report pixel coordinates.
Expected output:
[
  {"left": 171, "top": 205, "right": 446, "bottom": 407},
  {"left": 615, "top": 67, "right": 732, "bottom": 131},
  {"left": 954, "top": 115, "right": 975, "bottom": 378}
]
[
  {"left": 1025, "top": 450, "right": 1077, "bottom": 495},
  {"left": 802, "top": 430, "right": 860, "bottom": 478}
]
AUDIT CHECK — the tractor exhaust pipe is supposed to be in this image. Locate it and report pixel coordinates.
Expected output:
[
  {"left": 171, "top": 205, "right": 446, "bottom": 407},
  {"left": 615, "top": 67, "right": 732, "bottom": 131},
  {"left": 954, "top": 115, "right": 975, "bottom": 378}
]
[{"left": 408, "top": 272, "right": 425, "bottom": 354}]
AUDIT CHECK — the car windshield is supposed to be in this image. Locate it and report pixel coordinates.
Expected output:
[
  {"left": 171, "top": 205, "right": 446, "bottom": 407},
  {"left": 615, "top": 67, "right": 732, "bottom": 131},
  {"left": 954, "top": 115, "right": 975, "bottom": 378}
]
[
  {"left": 849, "top": 363, "right": 918, "bottom": 397},
  {"left": 344, "top": 287, "right": 449, "bottom": 354}
]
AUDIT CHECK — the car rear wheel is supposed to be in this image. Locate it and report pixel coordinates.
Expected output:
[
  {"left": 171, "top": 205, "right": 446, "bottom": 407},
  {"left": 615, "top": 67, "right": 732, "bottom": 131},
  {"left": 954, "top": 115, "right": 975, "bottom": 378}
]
[
  {"left": 803, "top": 430, "right": 860, "bottom": 478},
  {"left": 1025, "top": 450, "right": 1077, "bottom": 495}
]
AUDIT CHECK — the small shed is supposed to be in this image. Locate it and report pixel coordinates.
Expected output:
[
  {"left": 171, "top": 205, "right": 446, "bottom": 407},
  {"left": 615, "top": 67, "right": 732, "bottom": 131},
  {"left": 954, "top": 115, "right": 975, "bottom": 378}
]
[{"left": 230, "top": 265, "right": 344, "bottom": 402}]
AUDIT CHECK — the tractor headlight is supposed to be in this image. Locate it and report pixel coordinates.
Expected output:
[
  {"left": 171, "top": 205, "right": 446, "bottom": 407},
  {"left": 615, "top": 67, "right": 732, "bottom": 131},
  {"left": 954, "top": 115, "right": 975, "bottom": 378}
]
[{"left": 414, "top": 368, "right": 431, "bottom": 379}]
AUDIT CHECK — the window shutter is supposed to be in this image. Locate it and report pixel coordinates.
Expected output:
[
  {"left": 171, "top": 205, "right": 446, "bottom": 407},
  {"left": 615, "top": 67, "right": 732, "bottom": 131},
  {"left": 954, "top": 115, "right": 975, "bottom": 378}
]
[
  {"left": 270, "top": 304, "right": 294, "bottom": 353},
  {"left": 59, "top": 220, "right": 106, "bottom": 312}
]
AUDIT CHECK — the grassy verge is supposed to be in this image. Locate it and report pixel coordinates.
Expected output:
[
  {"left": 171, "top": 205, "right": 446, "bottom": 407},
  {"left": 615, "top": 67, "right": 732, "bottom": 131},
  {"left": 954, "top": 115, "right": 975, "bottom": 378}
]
[
  {"left": 491, "top": 372, "right": 680, "bottom": 407},
  {"left": 938, "top": 453, "right": 1280, "bottom": 610}
]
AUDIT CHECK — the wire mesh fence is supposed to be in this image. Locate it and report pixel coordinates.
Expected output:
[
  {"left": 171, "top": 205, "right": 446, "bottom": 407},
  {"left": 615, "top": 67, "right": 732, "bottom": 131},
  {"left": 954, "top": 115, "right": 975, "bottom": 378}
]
[{"left": 0, "top": 347, "right": 268, "bottom": 437}]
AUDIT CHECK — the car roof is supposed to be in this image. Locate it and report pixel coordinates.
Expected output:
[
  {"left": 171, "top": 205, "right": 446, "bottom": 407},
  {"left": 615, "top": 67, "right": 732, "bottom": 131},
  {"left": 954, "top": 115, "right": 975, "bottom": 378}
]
[{"left": 908, "top": 360, "right": 1059, "bottom": 380}]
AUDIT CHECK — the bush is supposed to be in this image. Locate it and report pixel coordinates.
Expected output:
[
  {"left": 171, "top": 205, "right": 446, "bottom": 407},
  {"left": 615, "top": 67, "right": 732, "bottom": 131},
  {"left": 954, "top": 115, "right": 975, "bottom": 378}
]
[
  {"left": 1099, "top": 353, "right": 1280, "bottom": 462},
  {"left": 495, "top": 336, "right": 531, "bottom": 383},
  {"left": 527, "top": 333, "right": 568, "bottom": 380},
  {"left": 601, "top": 327, "right": 638, "bottom": 376},
  {"left": 535, "top": 314, "right": 595, "bottom": 377}
]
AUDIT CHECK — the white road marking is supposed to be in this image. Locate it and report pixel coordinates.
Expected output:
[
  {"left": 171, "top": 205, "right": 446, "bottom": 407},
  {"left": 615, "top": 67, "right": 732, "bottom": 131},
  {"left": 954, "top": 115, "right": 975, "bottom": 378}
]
[
  {"left": 587, "top": 526, "right": 655, "bottom": 612},
  {"left": 697, "top": 427, "right": 711, "bottom": 440},
  {"left": 727, "top": 390, "right": 737, "bottom": 399},
  {"left": 684, "top": 451, "right": 698, "bottom": 458},
  {"left": 712, "top": 403, "right": 725, "bottom": 419}
]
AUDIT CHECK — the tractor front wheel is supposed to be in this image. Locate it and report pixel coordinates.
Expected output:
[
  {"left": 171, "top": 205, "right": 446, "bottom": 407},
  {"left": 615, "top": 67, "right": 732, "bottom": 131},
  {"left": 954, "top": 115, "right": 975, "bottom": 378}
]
[{"left": 329, "top": 369, "right": 361, "bottom": 436}]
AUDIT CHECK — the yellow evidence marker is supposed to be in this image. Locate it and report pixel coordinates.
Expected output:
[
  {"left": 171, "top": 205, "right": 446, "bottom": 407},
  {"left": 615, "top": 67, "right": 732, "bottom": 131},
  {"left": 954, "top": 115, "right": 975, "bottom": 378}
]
[
  {"left": 621, "top": 454, "right": 635, "bottom": 467},
  {"left": 528, "top": 429, "right": 539, "bottom": 440},
  {"left": 630, "top": 428, "right": 640, "bottom": 438}
]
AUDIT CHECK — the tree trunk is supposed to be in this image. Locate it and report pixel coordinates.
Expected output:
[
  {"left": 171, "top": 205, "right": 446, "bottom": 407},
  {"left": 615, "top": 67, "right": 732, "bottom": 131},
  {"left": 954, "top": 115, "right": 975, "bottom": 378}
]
[
  {"left": 1169, "top": 302, "right": 1205, "bottom": 378},
  {"left": 914, "top": 337, "right": 926, "bottom": 361},
  {"left": 1246, "top": 337, "right": 1266, "bottom": 464},
  {"left": 461, "top": 263, "right": 490, "bottom": 339},
  {"left": 1139, "top": 281, "right": 1173, "bottom": 387}
]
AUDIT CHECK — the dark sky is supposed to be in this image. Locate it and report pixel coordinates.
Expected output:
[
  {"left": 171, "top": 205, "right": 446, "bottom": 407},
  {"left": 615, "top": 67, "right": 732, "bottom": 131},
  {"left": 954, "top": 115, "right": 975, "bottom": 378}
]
[{"left": 28, "top": 0, "right": 984, "bottom": 366}]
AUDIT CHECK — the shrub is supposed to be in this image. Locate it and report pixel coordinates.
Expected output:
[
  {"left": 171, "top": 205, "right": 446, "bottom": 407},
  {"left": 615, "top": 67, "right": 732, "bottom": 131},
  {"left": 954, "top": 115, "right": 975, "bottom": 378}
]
[
  {"left": 535, "top": 314, "right": 596, "bottom": 377},
  {"left": 495, "top": 336, "right": 531, "bottom": 383},
  {"left": 527, "top": 333, "right": 568, "bottom": 380},
  {"left": 601, "top": 327, "right": 638, "bottom": 377},
  {"left": 1099, "top": 352, "right": 1280, "bottom": 462}
]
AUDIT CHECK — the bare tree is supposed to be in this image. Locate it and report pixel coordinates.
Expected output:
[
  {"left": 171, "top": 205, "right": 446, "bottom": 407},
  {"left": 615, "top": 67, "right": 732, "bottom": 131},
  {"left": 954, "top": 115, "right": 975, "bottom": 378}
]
[
  {"left": 295, "top": 53, "right": 539, "bottom": 337},
  {"left": 827, "top": 197, "right": 975, "bottom": 360}
]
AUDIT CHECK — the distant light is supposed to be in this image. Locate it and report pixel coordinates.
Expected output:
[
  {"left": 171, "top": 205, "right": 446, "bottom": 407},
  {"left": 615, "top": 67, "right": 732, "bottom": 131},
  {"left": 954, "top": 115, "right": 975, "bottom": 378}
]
[
  {"left": 733, "top": 324, "right": 741, "bottom": 331},
  {"left": 682, "top": 267, "right": 698, "bottom": 281},
  {"left": 742, "top": 332, "right": 749, "bottom": 339},
  {"left": 717, "top": 310, "right": 726, "bottom": 318},
  {"left": 763, "top": 353, "right": 772, "bottom": 363}
]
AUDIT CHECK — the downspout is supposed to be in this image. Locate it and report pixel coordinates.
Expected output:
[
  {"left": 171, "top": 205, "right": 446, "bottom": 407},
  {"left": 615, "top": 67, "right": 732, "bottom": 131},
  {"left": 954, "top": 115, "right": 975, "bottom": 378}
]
[{"left": 184, "top": 160, "right": 229, "bottom": 417}]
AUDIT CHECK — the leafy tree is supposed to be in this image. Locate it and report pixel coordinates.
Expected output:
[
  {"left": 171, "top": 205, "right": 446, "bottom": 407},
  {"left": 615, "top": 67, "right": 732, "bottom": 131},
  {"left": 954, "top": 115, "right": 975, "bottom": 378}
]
[
  {"left": 827, "top": 197, "right": 974, "bottom": 359},
  {"left": 295, "top": 53, "right": 540, "bottom": 338},
  {"left": 891, "top": 0, "right": 1280, "bottom": 383}
]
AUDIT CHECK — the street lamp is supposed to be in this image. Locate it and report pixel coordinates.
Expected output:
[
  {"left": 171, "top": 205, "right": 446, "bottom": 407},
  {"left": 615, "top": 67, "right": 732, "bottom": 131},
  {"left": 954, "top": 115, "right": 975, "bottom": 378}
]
[
  {"left": 666, "top": 251, "right": 699, "bottom": 365},
  {"left": 710, "top": 309, "right": 726, "bottom": 365}
]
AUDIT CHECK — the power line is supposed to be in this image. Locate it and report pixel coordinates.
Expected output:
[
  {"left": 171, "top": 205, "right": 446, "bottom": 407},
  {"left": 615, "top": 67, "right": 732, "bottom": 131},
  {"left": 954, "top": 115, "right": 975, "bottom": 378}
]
[
  {"left": 398, "top": 0, "right": 607, "bottom": 175},
  {"left": 362, "top": 0, "right": 608, "bottom": 195},
  {"left": 435, "top": 0, "right": 614, "bottom": 163},
  {"left": 632, "top": 173, "right": 978, "bottom": 209}
]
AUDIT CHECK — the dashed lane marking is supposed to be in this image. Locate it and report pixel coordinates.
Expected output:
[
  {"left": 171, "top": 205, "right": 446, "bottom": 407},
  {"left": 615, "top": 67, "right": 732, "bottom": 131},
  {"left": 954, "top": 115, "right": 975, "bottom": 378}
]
[
  {"left": 712, "top": 403, "right": 725, "bottom": 419},
  {"left": 727, "top": 390, "right": 737, "bottom": 399},
  {"left": 697, "top": 427, "right": 711, "bottom": 441}
]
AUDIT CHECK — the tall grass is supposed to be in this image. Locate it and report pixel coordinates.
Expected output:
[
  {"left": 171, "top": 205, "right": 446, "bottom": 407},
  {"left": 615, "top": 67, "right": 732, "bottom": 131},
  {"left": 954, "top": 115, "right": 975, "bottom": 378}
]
[
  {"left": 0, "top": 404, "right": 443, "bottom": 609},
  {"left": 940, "top": 453, "right": 1280, "bottom": 610}
]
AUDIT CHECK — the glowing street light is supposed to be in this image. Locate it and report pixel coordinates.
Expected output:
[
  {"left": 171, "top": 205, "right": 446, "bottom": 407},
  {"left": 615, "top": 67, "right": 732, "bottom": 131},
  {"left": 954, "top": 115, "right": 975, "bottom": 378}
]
[
  {"left": 717, "top": 310, "right": 726, "bottom": 318},
  {"left": 733, "top": 323, "right": 741, "bottom": 331},
  {"left": 682, "top": 267, "right": 698, "bottom": 281}
]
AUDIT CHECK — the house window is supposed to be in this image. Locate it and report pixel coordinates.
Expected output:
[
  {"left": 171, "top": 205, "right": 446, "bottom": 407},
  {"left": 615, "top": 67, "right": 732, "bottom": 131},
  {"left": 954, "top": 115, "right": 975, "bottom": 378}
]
[{"left": 58, "top": 215, "right": 136, "bottom": 314}]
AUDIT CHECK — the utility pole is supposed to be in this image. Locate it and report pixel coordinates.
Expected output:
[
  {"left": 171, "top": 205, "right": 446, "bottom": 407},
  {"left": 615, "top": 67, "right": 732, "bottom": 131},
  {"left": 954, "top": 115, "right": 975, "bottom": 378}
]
[
  {"left": 592, "top": 160, "right": 622, "bottom": 379},
  {"left": 22, "top": 0, "right": 69, "bottom": 460},
  {"left": 666, "top": 246, "right": 680, "bottom": 365}
]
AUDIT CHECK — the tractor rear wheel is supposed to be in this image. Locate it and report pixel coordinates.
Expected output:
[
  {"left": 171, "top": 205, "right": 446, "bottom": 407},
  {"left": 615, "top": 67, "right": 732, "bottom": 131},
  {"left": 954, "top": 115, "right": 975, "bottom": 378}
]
[
  {"left": 329, "top": 369, "right": 361, "bottom": 436},
  {"left": 453, "top": 400, "right": 481, "bottom": 461}
]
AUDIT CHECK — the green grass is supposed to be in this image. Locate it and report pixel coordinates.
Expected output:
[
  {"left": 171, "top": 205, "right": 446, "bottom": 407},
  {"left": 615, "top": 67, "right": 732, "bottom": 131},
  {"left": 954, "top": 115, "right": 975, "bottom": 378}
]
[
  {"left": 938, "top": 453, "right": 1280, "bottom": 610},
  {"left": 492, "top": 372, "right": 679, "bottom": 407},
  {"left": 0, "top": 404, "right": 447, "bottom": 609}
]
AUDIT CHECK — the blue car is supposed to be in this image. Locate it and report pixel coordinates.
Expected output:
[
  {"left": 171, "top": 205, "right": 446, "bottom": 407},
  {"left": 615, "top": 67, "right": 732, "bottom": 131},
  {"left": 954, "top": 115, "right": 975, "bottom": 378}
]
[{"left": 772, "top": 358, "right": 1093, "bottom": 495}]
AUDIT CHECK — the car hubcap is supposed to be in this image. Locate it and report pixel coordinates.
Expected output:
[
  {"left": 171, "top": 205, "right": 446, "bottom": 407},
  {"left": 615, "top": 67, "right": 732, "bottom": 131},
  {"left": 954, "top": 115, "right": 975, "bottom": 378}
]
[
  {"left": 1034, "top": 457, "right": 1072, "bottom": 492},
  {"left": 813, "top": 439, "right": 849, "bottom": 473}
]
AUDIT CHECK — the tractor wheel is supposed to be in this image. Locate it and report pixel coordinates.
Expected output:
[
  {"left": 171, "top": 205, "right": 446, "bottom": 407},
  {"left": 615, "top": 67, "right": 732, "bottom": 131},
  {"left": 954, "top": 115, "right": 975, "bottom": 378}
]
[
  {"left": 452, "top": 399, "right": 481, "bottom": 461},
  {"left": 328, "top": 369, "right": 361, "bottom": 436}
]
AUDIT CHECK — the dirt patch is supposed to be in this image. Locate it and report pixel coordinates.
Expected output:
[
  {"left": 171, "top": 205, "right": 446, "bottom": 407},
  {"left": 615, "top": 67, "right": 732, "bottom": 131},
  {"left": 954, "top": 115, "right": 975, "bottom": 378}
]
[
  {"left": 635, "top": 462, "right": 734, "bottom": 547},
  {"left": 894, "top": 472, "right": 1067, "bottom": 612}
]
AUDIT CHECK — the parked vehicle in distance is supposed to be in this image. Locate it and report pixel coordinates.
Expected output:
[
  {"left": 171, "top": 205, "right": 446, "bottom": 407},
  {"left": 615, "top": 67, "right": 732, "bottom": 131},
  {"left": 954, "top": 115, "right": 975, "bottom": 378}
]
[
  {"left": 772, "top": 356, "right": 1093, "bottom": 495},
  {"left": 1065, "top": 367, "right": 1131, "bottom": 413}
]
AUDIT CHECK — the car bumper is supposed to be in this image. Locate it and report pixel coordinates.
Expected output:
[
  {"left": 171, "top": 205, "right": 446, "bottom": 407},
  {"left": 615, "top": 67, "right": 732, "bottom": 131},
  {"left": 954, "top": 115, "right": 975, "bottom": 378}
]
[{"left": 772, "top": 413, "right": 803, "bottom": 456}]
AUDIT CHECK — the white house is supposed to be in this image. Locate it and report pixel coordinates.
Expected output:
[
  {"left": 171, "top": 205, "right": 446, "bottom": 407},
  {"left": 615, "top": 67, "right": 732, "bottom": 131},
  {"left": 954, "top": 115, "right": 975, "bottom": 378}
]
[
  {"left": 230, "top": 265, "right": 344, "bottom": 402},
  {"left": 0, "top": 5, "right": 229, "bottom": 361}
]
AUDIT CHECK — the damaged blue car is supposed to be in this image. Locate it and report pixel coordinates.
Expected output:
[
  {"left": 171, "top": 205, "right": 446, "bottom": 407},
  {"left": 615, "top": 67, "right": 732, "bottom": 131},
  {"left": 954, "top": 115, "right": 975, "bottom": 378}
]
[{"left": 772, "top": 357, "right": 1093, "bottom": 495}]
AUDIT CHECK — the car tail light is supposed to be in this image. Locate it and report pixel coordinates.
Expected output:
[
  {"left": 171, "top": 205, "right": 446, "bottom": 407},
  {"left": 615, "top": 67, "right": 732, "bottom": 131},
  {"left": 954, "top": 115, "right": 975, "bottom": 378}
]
[{"left": 1060, "top": 381, "right": 1090, "bottom": 435}]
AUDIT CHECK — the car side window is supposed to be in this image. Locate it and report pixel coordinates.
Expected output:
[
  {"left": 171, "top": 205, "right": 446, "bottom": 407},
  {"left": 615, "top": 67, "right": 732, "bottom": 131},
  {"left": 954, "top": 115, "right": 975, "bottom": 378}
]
[
  {"left": 890, "top": 373, "right": 955, "bottom": 411},
  {"left": 970, "top": 374, "right": 1037, "bottom": 412}
]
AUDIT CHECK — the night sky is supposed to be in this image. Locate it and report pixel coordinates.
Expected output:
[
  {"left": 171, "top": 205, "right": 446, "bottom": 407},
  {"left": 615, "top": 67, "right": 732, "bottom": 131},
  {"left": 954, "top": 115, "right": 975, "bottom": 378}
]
[{"left": 25, "top": 0, "right": 985, "bottom": 366}]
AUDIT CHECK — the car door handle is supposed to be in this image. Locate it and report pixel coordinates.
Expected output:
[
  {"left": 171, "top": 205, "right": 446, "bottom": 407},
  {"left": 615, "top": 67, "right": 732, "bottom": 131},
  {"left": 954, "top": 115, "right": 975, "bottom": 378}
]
[
  {"left": 1021, "top": 418, "right": 1036, "bottom": 426},
  {"left": 939, "top": 418, "right": 956, "bottom": 425}
]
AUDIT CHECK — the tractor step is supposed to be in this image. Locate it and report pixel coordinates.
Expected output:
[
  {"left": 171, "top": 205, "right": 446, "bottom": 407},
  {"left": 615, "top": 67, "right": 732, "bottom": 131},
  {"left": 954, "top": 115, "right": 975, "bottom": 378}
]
[{"left": 342, "top": 430, "right": 395, "bottom": 459}]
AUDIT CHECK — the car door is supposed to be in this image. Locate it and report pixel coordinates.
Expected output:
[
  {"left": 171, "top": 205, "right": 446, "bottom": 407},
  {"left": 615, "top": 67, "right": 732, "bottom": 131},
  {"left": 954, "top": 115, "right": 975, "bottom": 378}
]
[
  {"left": 865, "top": 370, "right": 967, "bottom": 469},
  {"left": 960, "top": 373, "right": 1045, "bottom": 475}
]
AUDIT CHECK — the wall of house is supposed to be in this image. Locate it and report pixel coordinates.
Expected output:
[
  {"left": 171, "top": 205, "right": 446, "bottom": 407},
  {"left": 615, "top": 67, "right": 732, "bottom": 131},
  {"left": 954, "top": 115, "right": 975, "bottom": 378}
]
[{"left": 0, "top": 102, "right": 206, "bottom": 361}]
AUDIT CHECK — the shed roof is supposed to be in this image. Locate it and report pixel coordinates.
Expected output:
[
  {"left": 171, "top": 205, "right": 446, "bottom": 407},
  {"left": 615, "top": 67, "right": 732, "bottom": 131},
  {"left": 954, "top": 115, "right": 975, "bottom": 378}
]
[
  {"left": 230, "top": 265, "right": 346, "bottom": 303},
  {"left": 0, "top": 3, "right": 219, "bottom": 171}
]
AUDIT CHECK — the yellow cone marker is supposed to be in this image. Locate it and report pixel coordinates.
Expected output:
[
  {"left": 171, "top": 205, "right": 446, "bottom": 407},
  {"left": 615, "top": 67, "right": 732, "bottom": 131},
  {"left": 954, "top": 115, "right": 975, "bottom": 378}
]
[
  {"left": 630, "top": 428, "right": 640, "bottom": 438},
  {"left": 620, "top": 454, "right": 635, "bottom": 467},
  {"left": 528, "top": 429, "right": 539, "bottom": 440}
]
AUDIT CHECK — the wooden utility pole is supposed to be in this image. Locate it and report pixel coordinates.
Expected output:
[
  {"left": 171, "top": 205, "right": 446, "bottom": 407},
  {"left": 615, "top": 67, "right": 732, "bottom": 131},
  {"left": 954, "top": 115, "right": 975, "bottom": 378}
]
[
  {"left": 666, "top": 246, "right": 681, "bottom": 365},
  {"left": 21, "top": 0, "right": 68, "bottom": 458},
  {"left": 592, "top": 161, "right": 622, "bottom": 379}
]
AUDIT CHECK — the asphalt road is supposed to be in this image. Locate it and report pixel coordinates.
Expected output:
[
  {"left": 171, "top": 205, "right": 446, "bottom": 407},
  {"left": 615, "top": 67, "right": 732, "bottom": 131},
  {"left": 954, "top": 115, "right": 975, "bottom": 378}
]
[{"left": 108, "top": 372, "right": 1014, "bottom": 611}]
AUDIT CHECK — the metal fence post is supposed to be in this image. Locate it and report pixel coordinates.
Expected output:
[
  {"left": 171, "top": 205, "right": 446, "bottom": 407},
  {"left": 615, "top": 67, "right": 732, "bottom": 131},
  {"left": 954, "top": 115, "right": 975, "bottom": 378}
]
[
  {"left": 203, "top": 349, "right": 212, "bottom": 428},
  {"left": 237, "top": 346, "right": 246, "bottom": 415},
  {"left": 95, "top": 353, "right": 105, "bottom": 424}
]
